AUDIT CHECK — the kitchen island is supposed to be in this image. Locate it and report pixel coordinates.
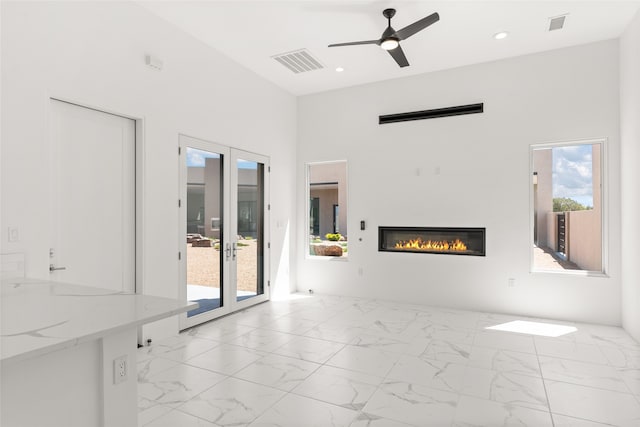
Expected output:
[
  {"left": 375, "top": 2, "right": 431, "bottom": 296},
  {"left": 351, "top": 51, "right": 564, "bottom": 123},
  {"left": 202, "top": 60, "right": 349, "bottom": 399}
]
[{"left": 1, "top": 278, "right": 196, "bottom": 427}]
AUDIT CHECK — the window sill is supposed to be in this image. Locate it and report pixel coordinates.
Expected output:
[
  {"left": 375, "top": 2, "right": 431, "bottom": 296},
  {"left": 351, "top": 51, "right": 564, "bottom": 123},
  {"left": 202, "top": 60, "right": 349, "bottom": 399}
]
[
  {"left": 530, "top": 269, "right": 608, "bottom": 278},
  {"left": 306, "top": 255, "right": 349, "bottom": 262}
]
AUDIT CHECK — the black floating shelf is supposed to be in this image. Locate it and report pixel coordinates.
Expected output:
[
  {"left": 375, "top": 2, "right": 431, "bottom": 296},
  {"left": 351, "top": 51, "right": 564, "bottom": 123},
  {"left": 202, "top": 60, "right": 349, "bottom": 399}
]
[{"left": 379, "top": 103, "right": 484, "bottom": 125}]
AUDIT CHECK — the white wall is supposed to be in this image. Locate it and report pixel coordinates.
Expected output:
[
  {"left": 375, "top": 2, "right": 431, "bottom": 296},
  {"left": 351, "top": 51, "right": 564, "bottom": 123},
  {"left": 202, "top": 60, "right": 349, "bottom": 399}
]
[
  {"left": 0, "top": 1, "right": 297, "bottom": 338},
  {"left": 620, "top": 10, "right": 640, "bottom": 342},
  {"left": 298, "top": 40, "right": 622, "bottom": 325}
]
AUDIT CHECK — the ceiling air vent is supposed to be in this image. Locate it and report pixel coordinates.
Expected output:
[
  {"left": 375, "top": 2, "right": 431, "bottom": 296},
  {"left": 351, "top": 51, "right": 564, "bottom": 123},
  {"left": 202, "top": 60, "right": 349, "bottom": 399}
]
[
  {"left": 272, "top": 49, "right": 324, "bottom": 74},
  {"left": 548, "top": 14, "right": 568, "bottom": 31}
]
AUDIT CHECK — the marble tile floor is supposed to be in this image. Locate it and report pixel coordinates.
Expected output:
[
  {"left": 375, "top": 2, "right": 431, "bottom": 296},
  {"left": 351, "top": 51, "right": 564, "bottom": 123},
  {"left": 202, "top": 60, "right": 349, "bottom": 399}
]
[{"left": 138, "top": 293, "right": 640, "bottom": 427}]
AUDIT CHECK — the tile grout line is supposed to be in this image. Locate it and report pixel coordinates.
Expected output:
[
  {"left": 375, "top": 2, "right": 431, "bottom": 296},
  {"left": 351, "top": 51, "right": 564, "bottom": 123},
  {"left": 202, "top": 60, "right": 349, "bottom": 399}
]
[
  {"left": 533, "top": 337, "right": 556, "bottom": 427},
  {"left": 597, "top": 341, "right": 640, "bottom": 397},
  {"left": 237, "top": 297, "right": 372, "bottom": 425}
]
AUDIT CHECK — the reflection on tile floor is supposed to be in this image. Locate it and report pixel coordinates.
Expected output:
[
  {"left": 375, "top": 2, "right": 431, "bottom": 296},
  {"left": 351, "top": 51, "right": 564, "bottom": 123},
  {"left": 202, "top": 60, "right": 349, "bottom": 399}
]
[{"left": 139, "top": 293, "right": 640, "bottom": 426}]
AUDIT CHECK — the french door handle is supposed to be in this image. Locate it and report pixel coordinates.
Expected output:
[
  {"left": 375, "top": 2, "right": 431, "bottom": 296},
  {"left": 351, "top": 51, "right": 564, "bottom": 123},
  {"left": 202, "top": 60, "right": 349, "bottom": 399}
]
[
  {"left": 49, "top": 264, "right": 66, "bottom": 272},
  {"left": 225, "top": 243, "right": 232, "bottom": 261},
  {"left": 232, "top": 242, "right": 237, "bottom": 261}
]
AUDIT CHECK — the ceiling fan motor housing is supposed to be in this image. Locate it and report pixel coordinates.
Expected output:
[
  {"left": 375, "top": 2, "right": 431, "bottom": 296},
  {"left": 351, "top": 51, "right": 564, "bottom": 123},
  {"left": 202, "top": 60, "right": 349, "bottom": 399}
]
[{"left": 383, "top": 8, "right": 396, "bottom": 19}]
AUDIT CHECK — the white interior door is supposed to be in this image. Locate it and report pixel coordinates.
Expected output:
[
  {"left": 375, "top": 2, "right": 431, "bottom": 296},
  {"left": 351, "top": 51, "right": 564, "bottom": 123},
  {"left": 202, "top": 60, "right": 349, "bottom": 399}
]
[
  {"left": 179, "top": 135, "right": 269, "bottom": 330},
  {"left": 49, "top": 99, "right": 135, "bottom": 292}
]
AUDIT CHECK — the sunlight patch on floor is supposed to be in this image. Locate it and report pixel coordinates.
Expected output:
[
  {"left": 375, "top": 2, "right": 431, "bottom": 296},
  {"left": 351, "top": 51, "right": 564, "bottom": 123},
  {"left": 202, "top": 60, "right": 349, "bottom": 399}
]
[{"left": 486, "top": 320, "right": 577, "bottom": 337}]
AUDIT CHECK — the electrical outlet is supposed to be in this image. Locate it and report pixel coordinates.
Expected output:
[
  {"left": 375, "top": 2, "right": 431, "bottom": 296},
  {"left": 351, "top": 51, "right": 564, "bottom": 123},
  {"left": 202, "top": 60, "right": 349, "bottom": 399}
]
[
  {"left": 358, "top": 267, "right": 364, "bottom": 276},
  {"left": 113, "top": 355, "right": 128, "bottom": 384},
  {"left": 508, "top": 278, "right": 515, "bottom": 287},
  {"left": 8, "top": 227, "right": 19, "bottom": 242}
]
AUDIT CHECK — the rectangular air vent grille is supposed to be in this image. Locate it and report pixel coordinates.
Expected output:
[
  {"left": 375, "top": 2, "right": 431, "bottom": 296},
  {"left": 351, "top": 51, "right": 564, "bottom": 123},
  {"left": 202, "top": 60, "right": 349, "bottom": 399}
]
[
  {"left": 272, "top": 49, "right": 324, "bottom": 74},
  {"left": 549, "top": 15, "right": 567, "bottom": 31}
]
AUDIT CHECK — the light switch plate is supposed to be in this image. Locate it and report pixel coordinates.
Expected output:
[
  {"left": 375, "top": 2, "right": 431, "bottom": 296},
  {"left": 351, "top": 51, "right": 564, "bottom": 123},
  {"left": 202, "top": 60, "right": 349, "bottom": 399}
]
[{"left": 8, "top": 227, "right": 19, "bottom": 242}]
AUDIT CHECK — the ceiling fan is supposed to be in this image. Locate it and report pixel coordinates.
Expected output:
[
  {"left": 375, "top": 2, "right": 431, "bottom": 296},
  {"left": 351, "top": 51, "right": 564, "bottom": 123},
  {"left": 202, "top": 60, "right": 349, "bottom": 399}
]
[{"left": 328, "top": 8, "right": 440, "bottom": 68}]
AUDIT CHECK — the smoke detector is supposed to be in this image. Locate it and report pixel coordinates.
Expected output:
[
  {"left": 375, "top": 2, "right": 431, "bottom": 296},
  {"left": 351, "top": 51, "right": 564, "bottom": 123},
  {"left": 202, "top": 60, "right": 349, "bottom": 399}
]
[{"left": 272, "top": 49, "right": 324, "bottom": 74}]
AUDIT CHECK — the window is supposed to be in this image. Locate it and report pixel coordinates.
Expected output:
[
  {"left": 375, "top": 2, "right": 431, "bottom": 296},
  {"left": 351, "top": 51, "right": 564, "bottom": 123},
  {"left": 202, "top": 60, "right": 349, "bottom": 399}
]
[
  {"left": 531, "top": 140, "right": 604, "bottom": 273},
  {"left": 307, "top": 161, "right": 348, "bottom": 258}
]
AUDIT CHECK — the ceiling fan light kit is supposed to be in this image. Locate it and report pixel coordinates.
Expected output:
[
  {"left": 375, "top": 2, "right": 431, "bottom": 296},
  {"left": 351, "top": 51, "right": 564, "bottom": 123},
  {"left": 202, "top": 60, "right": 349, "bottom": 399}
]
[
  {"left": 328, "top": 8, "right": 440, "bottom": 68},
  {"left": 380, "top": 38, "right": 399, "bottom": 50}
]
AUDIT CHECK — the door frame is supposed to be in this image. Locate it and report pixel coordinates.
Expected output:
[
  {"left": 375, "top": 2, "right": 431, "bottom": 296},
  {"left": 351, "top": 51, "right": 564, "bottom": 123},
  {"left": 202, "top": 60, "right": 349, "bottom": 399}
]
[
  {"left": 48, "top": 97, "right": 143, "bottom": 293},
  {"left": 47, "top": 95, "right": 145, "bottom": 341},
  {"left": 178, "top": 134, "right": 270, "bottom": 330}
]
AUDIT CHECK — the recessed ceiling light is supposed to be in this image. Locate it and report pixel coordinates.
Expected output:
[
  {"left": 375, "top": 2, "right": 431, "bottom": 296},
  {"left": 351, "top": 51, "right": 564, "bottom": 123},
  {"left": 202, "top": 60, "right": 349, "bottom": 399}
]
[
  {"left": 494, "top": 31, "right": 509, "bottom": 40},
  {"left": 335, "top": 67, "right": 344, "bottom": 72}
]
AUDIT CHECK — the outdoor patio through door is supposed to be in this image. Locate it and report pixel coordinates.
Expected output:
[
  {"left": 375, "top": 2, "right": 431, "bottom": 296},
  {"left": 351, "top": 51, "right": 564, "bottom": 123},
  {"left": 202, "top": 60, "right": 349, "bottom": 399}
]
[{"left": 179, "top": 135, "right": 269, "bottom": 330}]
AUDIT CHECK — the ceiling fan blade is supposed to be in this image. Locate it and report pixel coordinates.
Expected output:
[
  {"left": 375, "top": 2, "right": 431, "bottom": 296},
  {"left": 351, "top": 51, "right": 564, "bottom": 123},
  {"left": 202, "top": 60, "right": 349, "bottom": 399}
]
[
  {"left": 395, "top": 12, "right": 439, "bottom": 41},
  {"left": 388, "top": 44, "right": 409, "bottom": 67},
  {"left": 328, "top": 39, "right": 380, "bottom": 48}
]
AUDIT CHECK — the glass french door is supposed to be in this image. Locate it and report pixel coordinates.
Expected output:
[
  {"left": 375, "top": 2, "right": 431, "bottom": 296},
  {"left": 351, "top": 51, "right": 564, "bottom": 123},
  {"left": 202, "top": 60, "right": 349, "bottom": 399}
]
[{"left": 179, "top": 135, "right": 269, "bottom": 329}]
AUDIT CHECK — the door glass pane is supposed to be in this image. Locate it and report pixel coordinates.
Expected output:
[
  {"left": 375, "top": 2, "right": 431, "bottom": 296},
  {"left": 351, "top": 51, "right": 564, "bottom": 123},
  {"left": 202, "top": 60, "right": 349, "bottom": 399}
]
[
  {"left": 186, "top": 147, "right": 224, "bottom": 317},
  {"left": 236, "top": 159, "right": 264, "bottom": 301}
]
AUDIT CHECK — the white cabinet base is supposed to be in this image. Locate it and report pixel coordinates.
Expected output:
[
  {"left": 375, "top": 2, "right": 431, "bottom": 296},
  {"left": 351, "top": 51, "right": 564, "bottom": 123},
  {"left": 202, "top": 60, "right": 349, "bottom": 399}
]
[{"left": 2, "top": 328, "right": 138, "bottom": 427}]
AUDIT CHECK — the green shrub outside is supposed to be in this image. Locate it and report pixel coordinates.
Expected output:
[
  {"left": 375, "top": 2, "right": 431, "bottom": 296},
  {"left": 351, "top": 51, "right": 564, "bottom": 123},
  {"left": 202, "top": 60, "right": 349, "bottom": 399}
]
[{"left": 325, "top": 233, "right": 342, "bottom": 241}]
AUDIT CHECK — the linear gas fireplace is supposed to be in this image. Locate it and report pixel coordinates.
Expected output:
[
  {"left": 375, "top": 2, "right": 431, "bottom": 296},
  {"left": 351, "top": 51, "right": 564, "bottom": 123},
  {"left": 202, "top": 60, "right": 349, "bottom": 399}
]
[{"left": 379, "top": 226, "right": 486, "bottom": 256}]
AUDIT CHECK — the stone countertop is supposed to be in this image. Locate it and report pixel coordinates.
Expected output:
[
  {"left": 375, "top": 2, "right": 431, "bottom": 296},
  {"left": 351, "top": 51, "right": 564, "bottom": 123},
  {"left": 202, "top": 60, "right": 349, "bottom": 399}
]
[{"left": 1, "top": 278, "right": 197, "bottom": 364}]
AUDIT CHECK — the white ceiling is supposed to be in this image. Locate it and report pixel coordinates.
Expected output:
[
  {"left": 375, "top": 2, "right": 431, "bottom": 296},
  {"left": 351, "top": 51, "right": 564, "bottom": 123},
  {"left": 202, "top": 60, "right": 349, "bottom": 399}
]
[{"left": 139, "top": 1, "right": 640, "bottom": 96}]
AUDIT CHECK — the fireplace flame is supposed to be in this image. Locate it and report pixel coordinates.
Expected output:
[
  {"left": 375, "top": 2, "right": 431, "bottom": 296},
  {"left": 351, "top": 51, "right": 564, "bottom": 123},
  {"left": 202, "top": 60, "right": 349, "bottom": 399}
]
[{"left": 394, "top": 238, "right": 468, "bottom": 252}]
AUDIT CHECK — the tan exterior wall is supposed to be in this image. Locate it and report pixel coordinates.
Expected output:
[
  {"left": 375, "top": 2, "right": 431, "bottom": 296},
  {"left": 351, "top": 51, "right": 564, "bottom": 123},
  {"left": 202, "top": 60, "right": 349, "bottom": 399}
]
[
  {"left": 187, "top": 167, "right": 205, "bottom": 184},
  {"left": 546, "top": 212, "right": 558, "bottom": 251},
  {"left": 568, "top": 210, "right": 602, "bottom": 271},
  {"left": 566, "top": 144, "right": 602, "bottom": 271},
  {"left": 188, "top": 161, "right": 261, "bottom": 239},
  {"left": 309, "top": 162, "right": 348, "bottom": 238},
  {"left": 310, "top": 188, "right": 338, "bottom": 237},
  {"left": 533, "top": 149, "right": 553, "bottom": 248},
  {"left": 594, "top": 144, "right": 602, "bottom": 215}
]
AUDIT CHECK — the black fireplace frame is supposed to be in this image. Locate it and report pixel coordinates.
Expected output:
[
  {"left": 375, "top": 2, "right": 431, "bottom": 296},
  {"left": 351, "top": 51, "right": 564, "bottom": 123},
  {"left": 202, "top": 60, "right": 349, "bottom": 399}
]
[{"left": 378, "top": 226, "right": 486, "bottom": 256}]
